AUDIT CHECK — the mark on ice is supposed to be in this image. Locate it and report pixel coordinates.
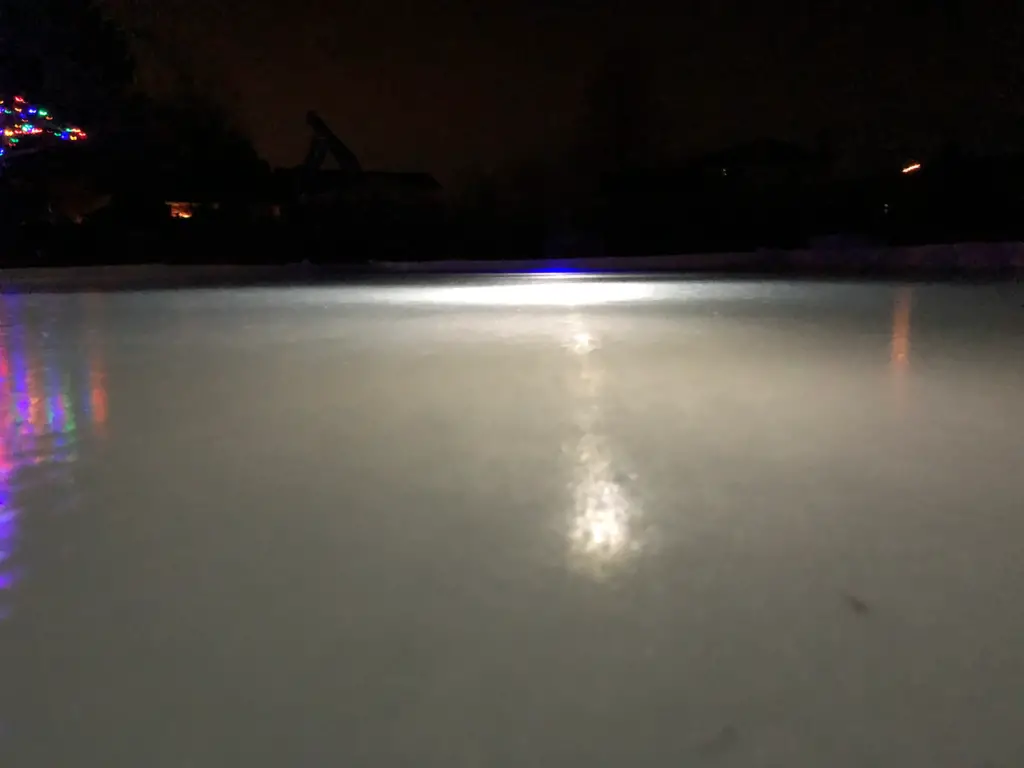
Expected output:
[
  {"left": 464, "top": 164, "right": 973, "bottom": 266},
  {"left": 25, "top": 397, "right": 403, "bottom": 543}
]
[
  {"left": 695, "top": 725, "right": 738, "bottom": 758},
  {"left": 842, "top": 592, "right": 870, "bottom": 616}
]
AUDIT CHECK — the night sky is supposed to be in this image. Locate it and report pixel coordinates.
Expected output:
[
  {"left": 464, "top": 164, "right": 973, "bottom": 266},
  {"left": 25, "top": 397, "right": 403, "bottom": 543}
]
[{"left": 111, "top": 0, "right": 1023, "bottom": 185}]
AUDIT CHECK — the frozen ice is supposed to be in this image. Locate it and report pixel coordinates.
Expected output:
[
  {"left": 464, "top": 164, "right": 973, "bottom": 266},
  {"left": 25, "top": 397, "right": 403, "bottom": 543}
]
[{"left": 1, "top": 277, "right": 1023, "bottom": 767}]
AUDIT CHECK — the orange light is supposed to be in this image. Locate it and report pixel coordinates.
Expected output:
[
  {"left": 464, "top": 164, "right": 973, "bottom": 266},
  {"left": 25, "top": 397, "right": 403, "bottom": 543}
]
[
  {"left": 27, "top": 361, "right": 42, "bottom": 434},
  {"left": 86, "top": 296, "right": 108, "bottom": 437},
  {"left": 902, "top": 162, "right": 922, "bottom": 174},
  {"left": 168, "top": 202, "right": 194, "bottom": 219},
  {"left": 891, "top": 288, "right": 912, "bottom": 369},
  {"left": 91, "top": 383, "right": 107, "bottom": 429}
]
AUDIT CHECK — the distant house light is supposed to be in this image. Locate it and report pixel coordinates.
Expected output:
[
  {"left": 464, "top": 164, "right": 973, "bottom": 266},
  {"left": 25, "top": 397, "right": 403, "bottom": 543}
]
[
  {"left": 167, "top": 202, "right": 195, "bottom": 219},
  {"left": 902, "top": 162, "right": 922, "bottom": 174}
]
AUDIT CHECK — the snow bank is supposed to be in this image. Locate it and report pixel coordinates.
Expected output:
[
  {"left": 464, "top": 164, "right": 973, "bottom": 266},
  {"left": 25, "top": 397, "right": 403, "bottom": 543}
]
[
  {"left": 2, "top": 243, "right": 1022, "bottom": 292},
  {"left": 0, "top": 264, "right": 302, "bottom": 291},
  {"left": 377, "top": 243, "right": 1024, "bottom": 274}
]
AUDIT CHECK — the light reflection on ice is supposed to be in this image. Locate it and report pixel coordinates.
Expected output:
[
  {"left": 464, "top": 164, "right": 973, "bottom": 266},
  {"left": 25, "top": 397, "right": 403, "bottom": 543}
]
[
  {"left": 569, "top": 441, "right": 636, "bottom": 563},
  {"left": 396, "top": 278, "right": 657, "bottom": 307},
  {"left": 890, "top": 287, "right": 913, "bottom": 406},
  {"left": 891, "top": 287, "right": 913, "bottom": 369},
  {"left": 564, "top": 314, "right": 642, "bottom": 578},
  {"left": 0, "top": 296, "right": 109, "bottom": 620}
]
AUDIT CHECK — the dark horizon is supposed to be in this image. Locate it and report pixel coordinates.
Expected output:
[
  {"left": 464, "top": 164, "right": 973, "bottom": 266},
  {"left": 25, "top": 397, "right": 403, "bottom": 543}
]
[{"left": 4, "top": 0, "right": 1024, "bottom": 267}]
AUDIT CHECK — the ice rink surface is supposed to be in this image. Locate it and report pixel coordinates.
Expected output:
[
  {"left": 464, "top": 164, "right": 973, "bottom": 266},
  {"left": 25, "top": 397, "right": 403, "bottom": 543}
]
[{"left": 1, "top": 275, "right": 1023, "bottom": 766}]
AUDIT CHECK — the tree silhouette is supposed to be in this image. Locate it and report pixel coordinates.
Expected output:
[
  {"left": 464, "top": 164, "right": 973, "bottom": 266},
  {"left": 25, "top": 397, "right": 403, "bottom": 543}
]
[
  {"left": 0, "top": 0, "right": 135, "bottom": 122},
  {"left": 103, "top": 2, "right": 265, "bottom": 179},
  {"left": 580, "top": 50, "right": 661, "bottom": 174}
]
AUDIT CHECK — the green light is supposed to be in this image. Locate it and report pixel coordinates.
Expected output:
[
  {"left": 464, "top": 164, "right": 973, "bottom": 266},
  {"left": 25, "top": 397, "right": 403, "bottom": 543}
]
[{"left": 63, "top": 393, "right": 76, "bottom": 433}]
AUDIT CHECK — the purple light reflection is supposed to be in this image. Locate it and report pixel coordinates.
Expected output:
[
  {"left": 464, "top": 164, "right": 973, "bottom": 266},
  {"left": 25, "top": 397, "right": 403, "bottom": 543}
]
[
  {"left": 0, "top": 511, "right": 15, "bottom": 545},
  {"left": 0, "top": 570, "right": 17, "bottom": 590},
  {"left": 530, "top": 263, "right": 586, "bottom": 276},
  {"left": 0, "top": 297, "right": 111, "bottom": 622}
]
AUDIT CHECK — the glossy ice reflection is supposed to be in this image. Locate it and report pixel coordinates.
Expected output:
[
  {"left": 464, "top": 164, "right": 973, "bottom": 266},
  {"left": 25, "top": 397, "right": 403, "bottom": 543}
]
[
  {"left": 1, "top": 278, "right": 1023, "bottom": 768},
  {"left": 564, "top": 315, "right": 642, "bottom": 577},
  {"left": 370, "top": 275, "right": 659, "bottom": 306},
  {"left": 0, "top": 296, "right": 108, "bottom": 617}
]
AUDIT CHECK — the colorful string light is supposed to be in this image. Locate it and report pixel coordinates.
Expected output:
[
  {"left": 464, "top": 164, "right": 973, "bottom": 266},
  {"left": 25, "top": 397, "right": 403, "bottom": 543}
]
[{"left": 0, "top": 94, "right": 87, "bottom": 159}]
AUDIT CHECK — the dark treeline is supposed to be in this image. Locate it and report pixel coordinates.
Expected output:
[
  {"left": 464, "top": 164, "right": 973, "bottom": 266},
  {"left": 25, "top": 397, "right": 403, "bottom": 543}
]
[
  {"left": 442, "top": 145, "right": 1024, "bottom": 261},
  {"left": 11, "top": 145, "right": 1024, "bottom": 267},
  {"left": 15, "top": 148, "right": 1024, "bottom": 267}
]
